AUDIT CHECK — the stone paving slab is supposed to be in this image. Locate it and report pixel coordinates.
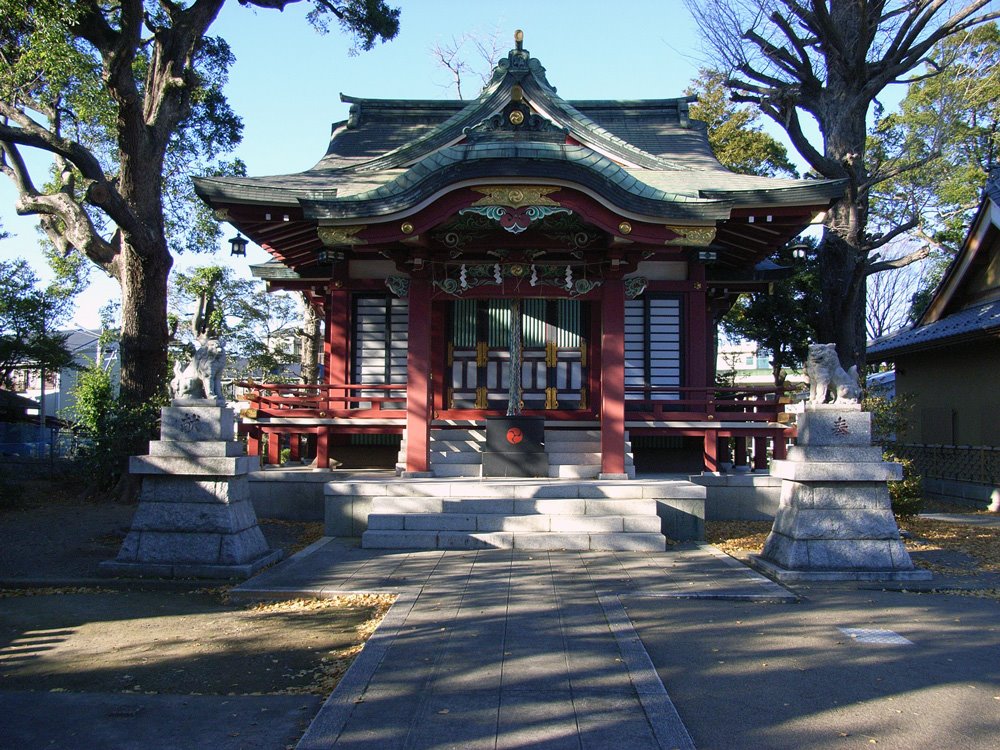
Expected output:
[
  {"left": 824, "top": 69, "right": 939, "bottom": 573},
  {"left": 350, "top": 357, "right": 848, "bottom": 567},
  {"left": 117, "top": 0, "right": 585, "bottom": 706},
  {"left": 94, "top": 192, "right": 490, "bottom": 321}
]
[{"left": 234, "top": 539, "right": 794, "bottom": 749}]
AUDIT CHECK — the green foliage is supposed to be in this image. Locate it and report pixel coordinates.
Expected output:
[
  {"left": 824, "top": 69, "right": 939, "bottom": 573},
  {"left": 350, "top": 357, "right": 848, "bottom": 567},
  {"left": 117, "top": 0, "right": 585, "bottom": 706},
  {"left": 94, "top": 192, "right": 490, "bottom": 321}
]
[
  {"left": 68, "top": 360, "right": 161, "bottom": 491},
  {"left": 868, "top": 24, "right": 1000, "bottom": 317},
  {"left": 864, "top": 392, "right": 916, "bottom": 444},
  {"left": 305, "top": 0, "right": 401, "bottom": 52},
  {"left": 721, "top": 239, "right": 821, "bottom": 386},
  {"left": 863, "top": 392, "right": 923, "bottom": 517},
  {"left": 885, "top": 451, "right": 925, "bottom": 518},
  {"left": 0, "top": 257, "right": 75, "bottom": 387},
  {"left": 169, "top": 265, "right": 299, "bottom": 381},
  {"left": 687, "top": 69, "right": 798, "bottom": 178},
  {"left": 280, "top": 447, "right": 292, "bottom": 465}
]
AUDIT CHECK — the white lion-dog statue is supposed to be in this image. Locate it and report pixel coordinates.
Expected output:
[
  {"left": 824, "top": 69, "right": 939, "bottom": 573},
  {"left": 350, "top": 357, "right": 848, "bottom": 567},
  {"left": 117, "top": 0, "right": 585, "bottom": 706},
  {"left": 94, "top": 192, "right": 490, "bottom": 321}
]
[
  {"left": 805, "top": 343, "right": 862, "bottom": 405},
  {"left": 170, "top": 336, "right": 225, "bottom": 401}
]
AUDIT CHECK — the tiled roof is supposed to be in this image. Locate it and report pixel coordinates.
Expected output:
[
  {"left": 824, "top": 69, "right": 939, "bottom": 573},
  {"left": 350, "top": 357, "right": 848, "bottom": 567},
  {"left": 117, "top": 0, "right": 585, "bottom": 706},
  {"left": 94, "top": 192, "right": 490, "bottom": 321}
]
[
  {"left": 194, "top": 41, "right": 845, "bottom": 218},
  {"left": 868, "top": 299, "right": 1000, "bottom": 358}
]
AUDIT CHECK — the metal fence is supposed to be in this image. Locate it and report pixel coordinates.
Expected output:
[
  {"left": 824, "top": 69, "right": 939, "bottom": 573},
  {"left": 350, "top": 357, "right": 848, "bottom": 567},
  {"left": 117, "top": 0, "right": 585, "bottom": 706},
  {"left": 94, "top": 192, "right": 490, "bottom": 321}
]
[{"left": 891, "top": 443, "right": 1000, "bottom": 486}]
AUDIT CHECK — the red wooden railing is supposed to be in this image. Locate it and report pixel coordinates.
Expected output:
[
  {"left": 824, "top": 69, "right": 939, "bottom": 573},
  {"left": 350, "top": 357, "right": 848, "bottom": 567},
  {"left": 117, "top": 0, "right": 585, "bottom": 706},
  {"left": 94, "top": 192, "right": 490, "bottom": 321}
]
[
  {"left": 622, "top": 385, "right": 789, "bottom": 422},
  {"left": 236, "top": 381, "right": 791, "bottom": 424},
  {"left": 236, "top": 382, "right": 407, "bottom": 419}
]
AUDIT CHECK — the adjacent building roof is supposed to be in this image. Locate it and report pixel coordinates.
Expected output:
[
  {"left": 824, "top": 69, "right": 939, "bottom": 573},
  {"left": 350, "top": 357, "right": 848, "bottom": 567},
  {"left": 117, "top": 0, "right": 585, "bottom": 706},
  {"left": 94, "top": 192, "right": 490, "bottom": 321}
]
[{"left": 868, "top": 299, "right": 1000, "bottom": 357}]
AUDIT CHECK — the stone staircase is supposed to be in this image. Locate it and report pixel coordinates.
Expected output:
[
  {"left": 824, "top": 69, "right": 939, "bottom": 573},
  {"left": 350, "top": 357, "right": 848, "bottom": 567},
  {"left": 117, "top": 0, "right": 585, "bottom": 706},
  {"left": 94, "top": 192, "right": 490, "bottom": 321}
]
[
  {"left": 355, "top": 478, "right": 682, "bottom": 551},
  {"left": 396, "top": 427, "right": 636, "bottom": 479}
]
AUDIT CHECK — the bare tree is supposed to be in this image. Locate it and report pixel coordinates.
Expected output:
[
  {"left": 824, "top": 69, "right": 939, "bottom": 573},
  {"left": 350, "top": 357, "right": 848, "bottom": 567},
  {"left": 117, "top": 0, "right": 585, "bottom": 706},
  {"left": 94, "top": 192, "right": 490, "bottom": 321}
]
[
  {"left": 685, "top": 0, "right": 999, "bottom": 370},
  {"left": 430, "top": 28, "right": 505, "bottom": 99},
  {"left": 866, "top": 240, "right": 927, "bottom": 340}
]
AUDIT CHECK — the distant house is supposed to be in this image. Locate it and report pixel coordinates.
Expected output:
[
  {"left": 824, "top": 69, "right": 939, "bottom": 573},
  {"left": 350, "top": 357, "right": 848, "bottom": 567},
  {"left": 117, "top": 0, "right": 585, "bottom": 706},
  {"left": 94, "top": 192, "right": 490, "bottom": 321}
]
[
  {"left": 716, "top": 341, "right": 806, "bottom": 388},
  {"left": 13, "top": 328, "right": 119, "bottom": 422},
  {"left": 868, "top": 174, "right": 1000, "bottom": 510}
]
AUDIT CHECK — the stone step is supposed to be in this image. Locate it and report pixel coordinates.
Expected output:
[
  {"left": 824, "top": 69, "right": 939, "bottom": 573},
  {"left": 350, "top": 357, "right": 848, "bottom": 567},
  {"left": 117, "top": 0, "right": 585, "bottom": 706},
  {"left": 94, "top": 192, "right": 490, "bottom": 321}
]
[
  {"left": 367, "top": 512, "right": 662, "bottom": 533},
  {"left": 431, "top": 429, "right": 486, "bottom": 441},
  {"left": 548, "top": 464, "right": 637, "bottom": 479},
  {"left": 327, "top": 479, "right": 704, "bottom": 500},
  {"left": 396, "top": 459, "right": 483, "bottom": 479},
  {"left": 427, "top": 464, "right": 483, "bottom": 478},
  {"left": 544, "top": 430, "right": 607, "bottom": 441},
  {"left": 360, "top": 530, "right": 665, "bottom": 551},
  {"left": 546, "top": 451, "right": 634, "bottom": 465},
  {"left": 369, "top": 496, "right": 657, "bottom": 516},
  {"left": 428, "top": 450, "right": 484, "bottom": 463}
]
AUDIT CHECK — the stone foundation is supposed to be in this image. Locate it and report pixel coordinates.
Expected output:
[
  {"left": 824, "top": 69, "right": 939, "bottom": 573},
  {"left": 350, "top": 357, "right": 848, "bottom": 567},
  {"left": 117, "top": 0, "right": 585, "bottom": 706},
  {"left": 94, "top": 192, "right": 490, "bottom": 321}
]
[
  {"left": 749, "top": 404, "right": 931, "bottom": 582},
  {"left": 100, "top": 402, "right": 282, "bottom": 579}
]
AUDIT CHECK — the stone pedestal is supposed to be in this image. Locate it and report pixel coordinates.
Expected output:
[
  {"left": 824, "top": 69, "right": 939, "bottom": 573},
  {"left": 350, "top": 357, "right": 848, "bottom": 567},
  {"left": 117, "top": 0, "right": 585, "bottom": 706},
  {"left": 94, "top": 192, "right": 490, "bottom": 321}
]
[
  {"left": 749, "top": 404, "right": 931, "bottom": 582},
  {"left": 100, "top": 401, "right": 282, "bottom": 579}
]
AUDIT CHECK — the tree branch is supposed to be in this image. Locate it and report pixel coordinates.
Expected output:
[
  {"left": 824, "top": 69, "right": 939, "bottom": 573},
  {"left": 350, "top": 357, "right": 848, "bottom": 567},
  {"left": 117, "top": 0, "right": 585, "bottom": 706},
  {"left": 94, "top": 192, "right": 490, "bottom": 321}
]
[
  {"left": 865, "top": 218, "right": 920, "bottom": 252},
  {"left": 0, "top": 107, "right": 107, "bottom": 182},
  {"left": 861, "top": 149, "right": 941, "bottom": 193},
  {"left": 866, "top": 244, "right": 930, "bottom": 275}
]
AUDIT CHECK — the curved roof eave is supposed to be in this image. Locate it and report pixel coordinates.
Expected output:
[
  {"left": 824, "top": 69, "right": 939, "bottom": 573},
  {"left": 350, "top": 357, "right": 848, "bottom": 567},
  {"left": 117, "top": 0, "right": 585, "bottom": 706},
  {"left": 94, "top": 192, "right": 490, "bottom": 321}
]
[{"left": 298, "top": 152, "right": 734, "bottom": 223}]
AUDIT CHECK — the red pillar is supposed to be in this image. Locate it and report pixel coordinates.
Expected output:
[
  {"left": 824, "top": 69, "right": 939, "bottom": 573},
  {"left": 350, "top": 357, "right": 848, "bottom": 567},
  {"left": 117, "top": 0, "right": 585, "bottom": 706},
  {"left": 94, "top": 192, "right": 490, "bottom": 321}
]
[
  {"left": 687, "top": 266, "right": 710, "bottom": 415},
  {"left": 266, "top": 430, "right": 280, "bottom": 466},
  {"left": 600, "top": 275, "right": 626, "bottom": 478},
  {"left": 703, "top": 430, "right": 719, "bottom": 473},
  {"left": 325, "top": 289, "right": 350, "bottom": 392},
  {"left": 405, "top": 276, "right": 433, "bottom": 475},
  {"left": 734, "top": 435, "right": 748, "bottom": 470},
  {"left": 753, "top": 435, "right": 768, "bottom": 471},
  {"left": 772, "top": 430, "right": 788, "bottom": 460},
  {"left": 316, "top": 427, "right": 329, "bottom": 470}
]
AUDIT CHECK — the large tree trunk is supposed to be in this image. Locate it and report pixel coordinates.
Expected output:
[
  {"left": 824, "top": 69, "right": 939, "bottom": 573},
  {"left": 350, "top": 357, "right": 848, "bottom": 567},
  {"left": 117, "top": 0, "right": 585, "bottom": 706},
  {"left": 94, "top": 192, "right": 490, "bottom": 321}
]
[
  {"left": 815, "top": 75, "right": 871, "bottom": 372},
  {"left": 116, "top": 241, "right": 173, "bottom": 406},
  {"left": 818, "top": 207, "right": 868, "bottom": 371},
  {"left": 298, "top": 294, "right": 322, "bottom": 385}
]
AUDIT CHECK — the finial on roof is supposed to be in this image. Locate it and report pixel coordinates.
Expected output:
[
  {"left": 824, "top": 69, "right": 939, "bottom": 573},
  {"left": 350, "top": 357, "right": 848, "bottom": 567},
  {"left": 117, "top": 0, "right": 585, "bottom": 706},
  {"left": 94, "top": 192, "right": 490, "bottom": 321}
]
[{"left": 515, "top": 29, "right": 524, "bottom": 51}]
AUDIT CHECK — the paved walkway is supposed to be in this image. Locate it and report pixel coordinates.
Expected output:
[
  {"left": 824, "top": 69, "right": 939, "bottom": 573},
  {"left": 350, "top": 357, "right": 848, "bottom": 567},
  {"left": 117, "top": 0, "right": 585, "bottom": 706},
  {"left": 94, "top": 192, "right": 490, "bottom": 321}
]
[{"left": 234, "top": 539, "right": 794, "bottom": 749}]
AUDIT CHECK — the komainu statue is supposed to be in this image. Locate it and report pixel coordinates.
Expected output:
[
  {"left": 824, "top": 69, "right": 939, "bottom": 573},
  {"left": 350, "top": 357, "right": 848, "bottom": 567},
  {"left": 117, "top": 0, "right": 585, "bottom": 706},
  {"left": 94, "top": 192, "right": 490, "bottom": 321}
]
[
  {"left": 171, "top": 337, "right": 225, "bottom": 400},
  {"left": 169, "top": 277, "right": 227, "bottom": 401},
  {"left": 805, "top": 343, "right": 861, "bottom": 405}
]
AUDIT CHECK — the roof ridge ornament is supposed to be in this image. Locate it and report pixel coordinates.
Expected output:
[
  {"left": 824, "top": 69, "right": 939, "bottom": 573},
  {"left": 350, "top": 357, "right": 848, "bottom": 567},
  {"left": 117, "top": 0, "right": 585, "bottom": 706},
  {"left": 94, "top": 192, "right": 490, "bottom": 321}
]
[{"left": 488, "top": 28, "right": 555, "bottom": 90}]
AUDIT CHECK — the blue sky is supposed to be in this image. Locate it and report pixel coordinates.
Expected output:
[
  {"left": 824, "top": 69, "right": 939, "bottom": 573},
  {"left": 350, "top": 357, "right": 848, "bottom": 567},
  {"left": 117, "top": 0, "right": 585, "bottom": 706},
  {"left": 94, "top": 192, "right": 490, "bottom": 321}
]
[{"left": 1, "top": 1, "right": 748, "bottom": 327}]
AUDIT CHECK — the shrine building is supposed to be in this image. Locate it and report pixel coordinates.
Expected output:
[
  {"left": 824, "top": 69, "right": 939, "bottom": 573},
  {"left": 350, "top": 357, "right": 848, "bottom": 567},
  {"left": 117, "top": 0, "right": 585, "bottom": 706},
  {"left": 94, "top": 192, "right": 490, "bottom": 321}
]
[{"left": 194, "top": 32, "right": 843, "bottom": 489}]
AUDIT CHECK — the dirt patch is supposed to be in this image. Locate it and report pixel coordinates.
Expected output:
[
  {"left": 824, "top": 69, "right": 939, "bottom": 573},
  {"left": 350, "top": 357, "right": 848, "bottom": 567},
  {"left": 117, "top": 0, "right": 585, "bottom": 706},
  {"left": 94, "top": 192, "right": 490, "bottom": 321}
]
[
  {"left": 897, "top": 516, "right": 1000, "bottom": 573},
  {"left": 0, "top": 589, "right": 394, "bottom": 696},
  {"left": 706, "top": 520, "right": 772, "bottom": 555},
  {"left": 706, "top": 517, "right": 1000, "bottom": 599},
  {"left": 0, "top": 479, "right": 323, "bottom": 581}
]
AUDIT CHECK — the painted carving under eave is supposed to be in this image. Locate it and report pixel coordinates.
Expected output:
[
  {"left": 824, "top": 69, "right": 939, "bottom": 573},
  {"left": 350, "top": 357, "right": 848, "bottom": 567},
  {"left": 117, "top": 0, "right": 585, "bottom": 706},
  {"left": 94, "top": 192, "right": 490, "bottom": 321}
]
[{"left": 663, "top": 225, "right": 717, "bottom": 246}]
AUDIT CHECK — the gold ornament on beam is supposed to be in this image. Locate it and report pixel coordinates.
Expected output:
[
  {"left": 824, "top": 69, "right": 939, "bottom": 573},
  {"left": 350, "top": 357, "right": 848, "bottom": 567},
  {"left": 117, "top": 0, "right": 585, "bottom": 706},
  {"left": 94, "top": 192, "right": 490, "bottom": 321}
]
[
  {"left": 318, "top": 225, "right": 367, "bottom": 246},
  {"left": 470, "top": 186, "right": 562, "bottom": 208},
  {"left": 663, "top": 225, "right": 716, "bottom": 246}
]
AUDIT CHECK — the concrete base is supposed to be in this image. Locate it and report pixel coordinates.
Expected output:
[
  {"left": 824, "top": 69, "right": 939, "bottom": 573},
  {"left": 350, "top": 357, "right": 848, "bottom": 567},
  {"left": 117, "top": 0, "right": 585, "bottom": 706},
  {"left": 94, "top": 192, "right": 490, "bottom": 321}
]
[
  {"left": 99, "top": 548, "right": 283, "bottom": 580},
  {"left": 693, "top": 473, "right": 781, "bottom": 521},
  {"left": 747, "top": 554, "right": 932, "bottom": 582}
]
